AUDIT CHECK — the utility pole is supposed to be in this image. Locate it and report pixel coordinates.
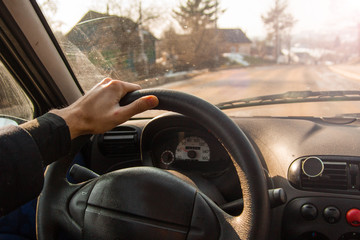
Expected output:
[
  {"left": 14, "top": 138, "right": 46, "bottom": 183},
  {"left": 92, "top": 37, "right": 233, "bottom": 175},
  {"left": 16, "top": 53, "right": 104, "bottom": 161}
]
[
  {"left": 358, "top": 23, "right": 360, "bottom": 58},
  {"left": 138, "top": 0, "right": 149, "bottom": 76},
  {"left": 215, "top": 0, "right": 219, "bottom": 67},
  {"left": 287, "top": 32, "right": 291, "bottom": 64},
  {"left": 274, "top": 0, "right": 280, "bottom": 63}
]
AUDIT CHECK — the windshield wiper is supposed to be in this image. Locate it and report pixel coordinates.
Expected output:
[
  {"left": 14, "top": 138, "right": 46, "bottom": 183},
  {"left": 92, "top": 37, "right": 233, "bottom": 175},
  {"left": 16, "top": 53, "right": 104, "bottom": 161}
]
[{"left": 216, "top": 91, "right": 360, "bottom": 110}]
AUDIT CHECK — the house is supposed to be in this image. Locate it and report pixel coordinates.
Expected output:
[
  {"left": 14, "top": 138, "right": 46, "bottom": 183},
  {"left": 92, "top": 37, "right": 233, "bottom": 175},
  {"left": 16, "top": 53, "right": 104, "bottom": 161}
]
[
  {"left": 66, "top": 11, "right": 156, "bottom": 77},
  {"left": 215, "top": 29, "right": 252, "bottom": 55}
]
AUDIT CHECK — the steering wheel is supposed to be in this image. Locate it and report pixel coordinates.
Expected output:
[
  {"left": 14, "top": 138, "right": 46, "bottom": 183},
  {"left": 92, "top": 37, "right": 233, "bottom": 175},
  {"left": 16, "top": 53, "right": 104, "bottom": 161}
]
[{"left": 37, "top": 89, "right": 270, "bottom": 240}]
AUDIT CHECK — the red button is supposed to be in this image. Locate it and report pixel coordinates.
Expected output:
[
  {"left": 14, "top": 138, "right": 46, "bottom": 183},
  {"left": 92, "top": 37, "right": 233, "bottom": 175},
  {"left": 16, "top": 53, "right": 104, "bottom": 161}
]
[{"left": 346, "top": 208, "right": 360, "bottom": 227}]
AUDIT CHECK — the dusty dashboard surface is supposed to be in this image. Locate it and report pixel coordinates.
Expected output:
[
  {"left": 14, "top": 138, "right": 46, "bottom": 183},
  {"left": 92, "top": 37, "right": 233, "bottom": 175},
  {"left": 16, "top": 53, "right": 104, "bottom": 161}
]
[
  {"left": 234, "top": 116, "right": 360, "bottom": 240},
  {"left": 87, "top": 114, "right": 360, "bottom": 240}
]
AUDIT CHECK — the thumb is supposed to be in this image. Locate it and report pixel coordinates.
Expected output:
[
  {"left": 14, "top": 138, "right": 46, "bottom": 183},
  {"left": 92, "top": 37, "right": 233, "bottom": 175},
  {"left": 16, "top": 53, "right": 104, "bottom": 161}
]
[{"left": 120, "top": 95, "right": 159, "bottom": 119}]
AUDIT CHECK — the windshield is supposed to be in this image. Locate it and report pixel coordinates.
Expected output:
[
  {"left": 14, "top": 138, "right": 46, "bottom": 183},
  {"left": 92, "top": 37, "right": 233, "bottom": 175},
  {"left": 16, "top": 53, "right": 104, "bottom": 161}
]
[{"left": 36, "top": 0, "right": 360, "bottom": 118}]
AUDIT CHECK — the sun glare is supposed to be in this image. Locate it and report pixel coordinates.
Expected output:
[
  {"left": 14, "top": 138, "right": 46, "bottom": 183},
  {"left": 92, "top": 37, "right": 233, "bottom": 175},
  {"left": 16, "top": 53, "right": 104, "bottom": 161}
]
[{"left": 38, "top": 0, "right": 360, "bottom": 39}]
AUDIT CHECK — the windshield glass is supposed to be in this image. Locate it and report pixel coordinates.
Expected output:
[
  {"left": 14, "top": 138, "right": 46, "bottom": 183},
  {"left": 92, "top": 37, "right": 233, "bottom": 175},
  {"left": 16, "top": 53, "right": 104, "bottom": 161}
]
[{"left": 37, "top": 0, "right": 360, "bottom": 118}]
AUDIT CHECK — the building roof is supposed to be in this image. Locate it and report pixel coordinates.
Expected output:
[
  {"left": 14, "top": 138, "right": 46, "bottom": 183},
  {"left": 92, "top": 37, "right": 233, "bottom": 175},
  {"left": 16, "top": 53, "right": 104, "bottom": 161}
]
[
  {"left": 217, "top": 29, "right": 251, "bottom": 44},
  {"left": 78, "top": 10, "right": 112, "bottom": 23},
  {"left": 66, "top": 10, "right": 156, "bottom": 41}
]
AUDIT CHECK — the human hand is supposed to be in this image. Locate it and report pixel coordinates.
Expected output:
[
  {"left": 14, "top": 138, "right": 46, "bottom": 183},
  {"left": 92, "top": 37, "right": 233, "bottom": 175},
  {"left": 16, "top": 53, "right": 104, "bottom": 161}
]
[{"left": 51, "top": 78, "right": 158, "bottom": 139}]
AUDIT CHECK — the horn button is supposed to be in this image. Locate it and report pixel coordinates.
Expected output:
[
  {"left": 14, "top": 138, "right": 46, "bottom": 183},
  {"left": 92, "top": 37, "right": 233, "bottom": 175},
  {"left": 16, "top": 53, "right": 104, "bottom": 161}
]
[{"left": 69, "top": 167, "right": 219, "bottom": 240}]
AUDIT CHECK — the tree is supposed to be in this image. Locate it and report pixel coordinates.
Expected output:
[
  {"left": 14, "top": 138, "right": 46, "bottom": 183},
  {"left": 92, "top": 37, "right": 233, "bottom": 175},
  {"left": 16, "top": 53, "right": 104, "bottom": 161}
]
[
  {"left": 174, "top": 0, "right": 219, "bottom": 34},
  {"left": 262, "top": 0, "right": 296, "bottom": 62},
  {"left": 173, "top": 0, "right": 224, "bottom": 69},
  {"left": 38, "top": 0, "right": 64, "bottom": 34},
  {"left": 102, "top": 0, "right": 166, "bottom": 76},
  {"left": 103, "top": 0, "right": 164, "bottom": 31}
]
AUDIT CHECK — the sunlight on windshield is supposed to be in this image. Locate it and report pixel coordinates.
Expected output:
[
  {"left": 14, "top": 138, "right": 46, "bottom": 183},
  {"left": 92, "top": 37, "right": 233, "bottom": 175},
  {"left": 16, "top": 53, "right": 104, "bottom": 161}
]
[
  {"left": 37, "top": 0, "right": 360, "bottom": 117},
  {"left": 0, "top": 61, "right": 33, "bottom": 120}
]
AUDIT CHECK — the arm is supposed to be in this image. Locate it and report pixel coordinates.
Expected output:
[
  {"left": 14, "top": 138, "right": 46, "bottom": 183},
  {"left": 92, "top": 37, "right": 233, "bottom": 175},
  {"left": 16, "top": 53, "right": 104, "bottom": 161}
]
[
  {"left": 0, "top": 79, "right": 158, "bottom": 216},
  {"left": 51, "top": 78, "right": 159, "bottom": 139},
  {"left": 0, "top": 125, "right": 44, "bottom": 216}
]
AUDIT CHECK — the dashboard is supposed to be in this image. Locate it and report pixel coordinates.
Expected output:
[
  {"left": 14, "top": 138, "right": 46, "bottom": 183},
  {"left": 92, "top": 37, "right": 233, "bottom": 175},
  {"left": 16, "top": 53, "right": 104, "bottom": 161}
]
[{"left": 85, "top": 113, "right": 360, "bottom": 240}]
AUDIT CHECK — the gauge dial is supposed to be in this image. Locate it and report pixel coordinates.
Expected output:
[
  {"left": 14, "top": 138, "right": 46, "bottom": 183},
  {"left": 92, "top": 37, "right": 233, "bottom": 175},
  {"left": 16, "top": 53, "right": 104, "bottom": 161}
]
[
  {"left": 161, "top": 150, "right": 175, "bottom": 165},
  {"left": 175, "top": 136, "right": 210, "bottom": 162}
]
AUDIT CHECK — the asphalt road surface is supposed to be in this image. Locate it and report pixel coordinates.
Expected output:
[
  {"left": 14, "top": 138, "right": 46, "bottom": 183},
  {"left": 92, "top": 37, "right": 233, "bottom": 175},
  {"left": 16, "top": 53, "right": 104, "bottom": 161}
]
[{"left": 147, "top": 65, "right": 360, "bottom": 118}]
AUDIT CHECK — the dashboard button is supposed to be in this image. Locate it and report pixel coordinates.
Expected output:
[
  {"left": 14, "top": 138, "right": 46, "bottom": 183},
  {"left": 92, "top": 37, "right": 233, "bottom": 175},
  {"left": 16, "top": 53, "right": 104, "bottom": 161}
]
[
  {"left": 301, "top": 203, "right": 318, "bottom": 220},
  {"left": 297, "top": 232, "right": 328, "bottom": 240},
  {"left": 323, "top": 206, "right": 341, "bottom": 224},
  {"left": 346, "top": 209, "right": 360, "bottom": 227},
  {"left": 338, "top": 232, "right": 360, "bottom": 240}
]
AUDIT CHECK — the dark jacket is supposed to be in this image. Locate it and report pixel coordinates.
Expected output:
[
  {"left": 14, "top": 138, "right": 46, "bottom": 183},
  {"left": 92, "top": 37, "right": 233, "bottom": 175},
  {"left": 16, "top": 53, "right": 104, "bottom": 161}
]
[{"left": 0, "top": 113, "right": 70, "bottom": 216}]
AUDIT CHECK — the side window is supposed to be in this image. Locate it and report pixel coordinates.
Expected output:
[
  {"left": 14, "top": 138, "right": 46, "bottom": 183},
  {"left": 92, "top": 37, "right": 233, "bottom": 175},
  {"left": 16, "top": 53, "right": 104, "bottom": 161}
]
[{"left": 0, "top": 61, "right": 34, "bottom": 121}]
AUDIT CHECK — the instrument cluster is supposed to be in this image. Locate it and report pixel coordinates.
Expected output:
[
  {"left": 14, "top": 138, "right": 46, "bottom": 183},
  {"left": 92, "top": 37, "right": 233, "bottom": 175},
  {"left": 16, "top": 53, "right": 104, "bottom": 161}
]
[{"left": 149, "top": 127, "right": 231, "bottom": 172}]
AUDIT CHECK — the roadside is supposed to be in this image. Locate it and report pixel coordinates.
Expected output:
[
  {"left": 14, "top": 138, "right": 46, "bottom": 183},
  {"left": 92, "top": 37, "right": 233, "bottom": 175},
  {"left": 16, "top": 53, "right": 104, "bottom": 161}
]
[
  {"left": 136, "top": 55, "right": 275, "bottom": 88},
  {"left": 136, "top": 69, "right": 209, "bottom": 89},
  {"left": 328, "top": 63, "right": 360, "bottom": 81}
]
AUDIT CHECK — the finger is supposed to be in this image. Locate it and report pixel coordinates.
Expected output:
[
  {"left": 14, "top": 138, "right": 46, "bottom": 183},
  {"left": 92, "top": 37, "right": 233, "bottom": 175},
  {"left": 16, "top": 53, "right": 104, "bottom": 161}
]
[
  {"left": 106, "top": 80, "right": 141, "bottom": 93},
  {"left": 100, "top": 78, "right": 112, "bottom": 85},
  {"left": 118, "top": 95, "right": 159, "bottom": 120},
  {"left": 104, "top": 80, "right": 141, "bottom": 100},
  {"left": 87, "top": 78, "right": 113, "bottom": 92},
  {"left": 120, "top": 81, "right": 142, "bottom": 93}
]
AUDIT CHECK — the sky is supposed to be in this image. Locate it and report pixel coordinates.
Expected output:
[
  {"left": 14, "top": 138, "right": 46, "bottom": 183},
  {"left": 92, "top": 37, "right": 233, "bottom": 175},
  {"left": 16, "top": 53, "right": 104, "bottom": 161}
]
[
  {"left": 220, "top": 0, "right": 360, "bottom": 38},
  {"left": 38, "top": 0, "right": 360, "bottom": 39}
]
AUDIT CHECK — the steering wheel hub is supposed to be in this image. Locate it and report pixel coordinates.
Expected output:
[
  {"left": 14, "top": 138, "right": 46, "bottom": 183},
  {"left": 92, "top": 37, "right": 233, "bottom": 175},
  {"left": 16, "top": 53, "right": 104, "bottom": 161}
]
[{"left": 68, "top": 167, "right": 218, "bottom": 239}]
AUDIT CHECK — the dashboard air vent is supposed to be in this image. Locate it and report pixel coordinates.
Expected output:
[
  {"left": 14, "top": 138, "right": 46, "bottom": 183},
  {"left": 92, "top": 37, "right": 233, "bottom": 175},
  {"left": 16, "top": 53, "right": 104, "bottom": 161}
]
[
  {"left": 99, "top": 126, "right": 139, "bottom": 158},
  {"left": 287, "top": 156, "right": 360, "bottom": 194},
  {"left": 301, "top": 161, "right": 348, "bottom": 190}
]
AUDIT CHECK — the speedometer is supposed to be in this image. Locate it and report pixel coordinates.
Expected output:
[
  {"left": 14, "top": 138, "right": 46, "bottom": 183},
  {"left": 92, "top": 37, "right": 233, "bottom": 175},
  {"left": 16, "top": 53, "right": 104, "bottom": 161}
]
[{"left": 175, "top": 136, "right": 210, "bottom": 162}]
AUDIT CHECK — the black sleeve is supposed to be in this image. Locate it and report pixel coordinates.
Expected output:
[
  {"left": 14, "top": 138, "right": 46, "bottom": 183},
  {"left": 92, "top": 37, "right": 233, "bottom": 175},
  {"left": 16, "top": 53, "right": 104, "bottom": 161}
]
[
  {"left": 0, "top": 113, "right": 71, "bottom": 216},
  {"left": 20, "top": 112, "right": 71, "bottom": 166}
]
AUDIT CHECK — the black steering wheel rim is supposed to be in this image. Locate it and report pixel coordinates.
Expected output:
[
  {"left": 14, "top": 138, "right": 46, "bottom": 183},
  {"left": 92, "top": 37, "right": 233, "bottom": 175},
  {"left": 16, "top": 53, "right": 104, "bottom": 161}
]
[{"left": 37, "top": 89, "right": 270, "bottom": 240}]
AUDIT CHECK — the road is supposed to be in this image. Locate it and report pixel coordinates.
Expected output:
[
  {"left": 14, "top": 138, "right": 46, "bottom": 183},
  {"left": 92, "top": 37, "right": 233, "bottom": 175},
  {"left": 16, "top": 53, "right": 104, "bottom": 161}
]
[{"left": 144, "top": 65, "right": 360, "bottom": 118}]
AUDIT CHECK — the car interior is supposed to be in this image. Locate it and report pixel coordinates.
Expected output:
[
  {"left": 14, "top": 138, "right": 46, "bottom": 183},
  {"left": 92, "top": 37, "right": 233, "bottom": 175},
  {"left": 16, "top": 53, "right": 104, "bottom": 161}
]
[{"left": 1, "top": 0, "right": 360, "bottom": 240}]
